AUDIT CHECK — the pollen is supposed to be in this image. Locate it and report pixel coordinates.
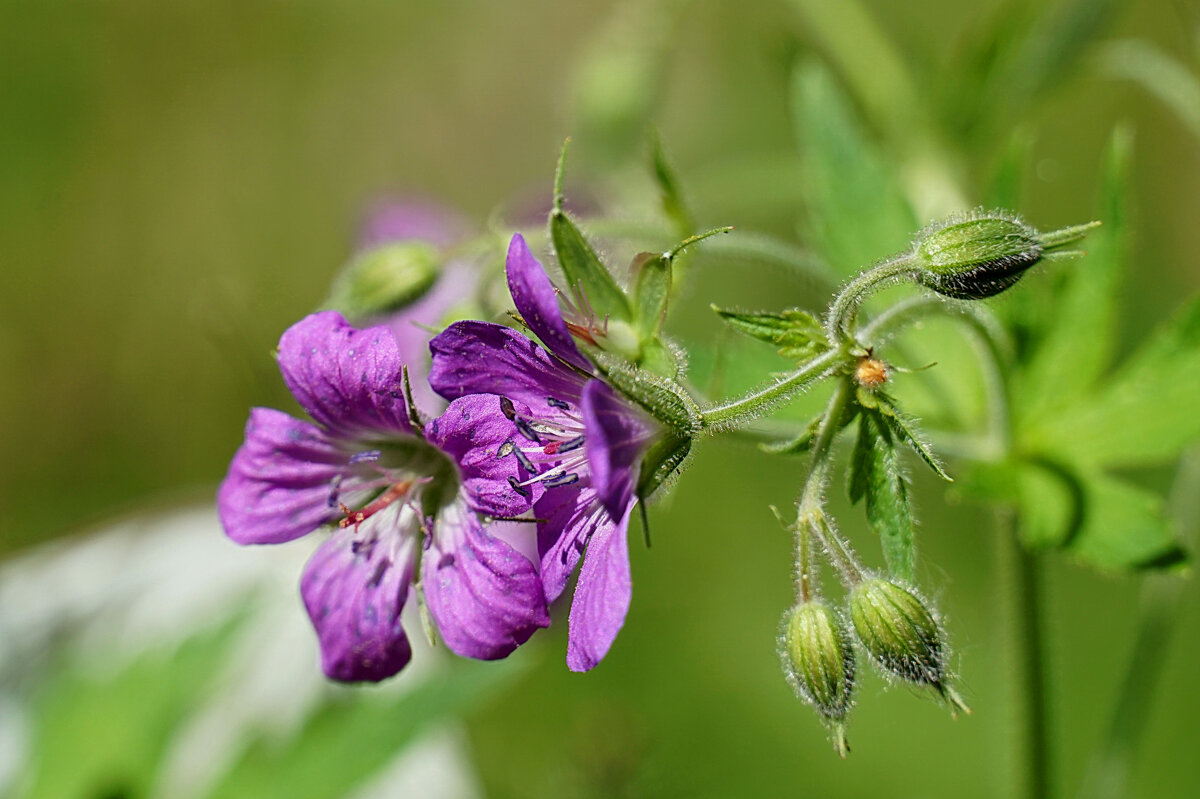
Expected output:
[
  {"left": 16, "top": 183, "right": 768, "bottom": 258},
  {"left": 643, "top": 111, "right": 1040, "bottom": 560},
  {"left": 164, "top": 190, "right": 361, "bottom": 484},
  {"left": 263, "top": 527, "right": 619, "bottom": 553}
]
[{"left": 855, "top": 356, "right": 889, "bottom": 389}]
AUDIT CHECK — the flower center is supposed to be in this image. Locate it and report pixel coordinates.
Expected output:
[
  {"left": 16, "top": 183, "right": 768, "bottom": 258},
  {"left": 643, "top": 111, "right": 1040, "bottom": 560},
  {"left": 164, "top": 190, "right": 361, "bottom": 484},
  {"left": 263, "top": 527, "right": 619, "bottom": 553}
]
[
  {"left": 331, "top": 435, "right": 461, "bottom": 531},
  {"left": 497, "top": 394, "right": 590, "bottom": 497}
]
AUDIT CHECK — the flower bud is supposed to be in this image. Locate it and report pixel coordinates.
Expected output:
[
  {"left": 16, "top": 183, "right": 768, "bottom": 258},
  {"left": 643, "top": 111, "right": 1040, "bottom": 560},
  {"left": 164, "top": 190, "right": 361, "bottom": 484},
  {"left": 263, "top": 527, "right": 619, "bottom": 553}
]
[
  {"left": 325, "top": 240, "right": 441, "bottom": 320},
  {"left": 779, "top": 600, "right": 855, "bottom": 755},
  {"left": 912, "top": 212, "right": 1040, "bottom": 300},
  {"left": 912, "top": 211, "right": 1100, "bottom": 301},
  {"left": 849, "top": 578, "right": 947, "bottom": 686}
]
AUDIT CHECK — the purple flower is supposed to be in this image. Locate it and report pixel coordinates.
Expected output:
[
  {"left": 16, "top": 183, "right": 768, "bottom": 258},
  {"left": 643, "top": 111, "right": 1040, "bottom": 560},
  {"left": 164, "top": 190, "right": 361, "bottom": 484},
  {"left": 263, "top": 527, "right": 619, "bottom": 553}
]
[
  {"left": 218, "top": 311, "right": 550, "bottom": 682},
  {"left": 428, "top": 234, "right": 661, "bottom": 671}
]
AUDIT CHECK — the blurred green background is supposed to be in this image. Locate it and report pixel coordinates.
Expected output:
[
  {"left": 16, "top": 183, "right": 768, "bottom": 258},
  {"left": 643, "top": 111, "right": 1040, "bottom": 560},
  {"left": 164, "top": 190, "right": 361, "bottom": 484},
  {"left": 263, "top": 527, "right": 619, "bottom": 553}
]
[{"left": 2, "top": 0, "right": 1199, "bottom": 797}]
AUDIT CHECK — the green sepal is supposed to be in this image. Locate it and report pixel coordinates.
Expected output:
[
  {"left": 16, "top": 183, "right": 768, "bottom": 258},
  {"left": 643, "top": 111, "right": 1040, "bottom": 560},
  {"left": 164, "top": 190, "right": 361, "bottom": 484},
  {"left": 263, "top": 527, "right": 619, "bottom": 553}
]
[
  {"left": 587, "top": 348, "right": 701, "bottom": 436},
  {"left": 761, "top": 404, "right": 859, "bottom": 456},
  {"left": 324, "top": 241, "right": 440, "bottom": 321},
  {"left": 632, "top": 251, "right": 671, "bottom": 337},
  {"left": 636, "top": 432, "right": 693, "bottom": 500},
  {"left": 848, "top": 409, "right": 917, "bottom": 582},
  {"left": 870, "top": 392, "right": 953, "bottom": 481},
  {"left": 713, "top": 306, "right": 830, "bottom": 361},
  {"left": 549, "top": 209, "right": 633, "bottom": 323}
]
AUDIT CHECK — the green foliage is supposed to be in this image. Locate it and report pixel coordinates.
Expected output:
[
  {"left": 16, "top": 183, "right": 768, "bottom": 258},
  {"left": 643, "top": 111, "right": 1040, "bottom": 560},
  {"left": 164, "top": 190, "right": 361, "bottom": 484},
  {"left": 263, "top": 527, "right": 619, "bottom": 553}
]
[
  {"left": 324, "top": 242, "right": 441, "bottom": 321},
  {"left": 550, "top": 208, "right": 633, "bottom": 323},
  {"left": 713, "top": 306, "right": 829, "bottom": 361},
  {"left": 789, "top": 60, "right": 917, "bottom": 277},
  {"left": 848, "top": 408, "right": 917, "bottom": 582},
  {"left": 207, "top": 659, "right": 526, "bottom": 799}
]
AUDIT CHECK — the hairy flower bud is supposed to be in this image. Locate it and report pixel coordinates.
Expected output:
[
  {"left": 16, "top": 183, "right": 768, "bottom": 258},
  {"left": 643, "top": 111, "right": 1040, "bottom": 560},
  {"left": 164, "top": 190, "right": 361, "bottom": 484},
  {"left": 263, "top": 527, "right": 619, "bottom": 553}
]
[
  {"left": 848, "top": 579, "right": 954, "bottom": 692},
  {"left": 912, "top": 212, "right": 1040, "bottom": 299},
  {"left": 912, "top": 211, "right": 1098, "bottom": 300},
  {"left": 779, "top": 600, "right": 855, "bottom": 755},
  {"left": 326, "top": 241, "right": 441, "bottom": 320}
]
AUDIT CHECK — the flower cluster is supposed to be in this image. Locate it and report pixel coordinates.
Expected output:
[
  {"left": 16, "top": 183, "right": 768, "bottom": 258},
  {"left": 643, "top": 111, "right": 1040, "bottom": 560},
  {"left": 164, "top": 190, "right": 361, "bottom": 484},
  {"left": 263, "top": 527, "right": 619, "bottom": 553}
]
[{"left": 219, "top": 218, "right": 669, "bottom": 679}]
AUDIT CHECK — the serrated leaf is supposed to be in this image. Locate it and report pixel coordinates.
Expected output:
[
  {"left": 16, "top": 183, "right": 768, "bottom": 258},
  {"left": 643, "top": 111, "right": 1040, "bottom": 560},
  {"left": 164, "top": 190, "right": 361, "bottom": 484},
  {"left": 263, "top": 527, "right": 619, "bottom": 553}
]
[
  {"left": 713, "top": 307, "right": 828, "bottom": 361},
  {"left": 1066, "top": 471, "right": 1187, "bottom": 572},
  {"left": 790, "top": 60, "right": 916, "bottom": 277},
  {"left": 1034, "top": 293, "right": 1200, "bottom": 466},
  {"left": 1018, "top": 127, "right": 1130, "bottom": 422},
  {"left": 848, "top": 410, "right": 916, "bottom": 581},
  {"left": 632, "top": 252, "right": 670, "bottom": 336},
  {"left": 208, "top": 658, "right": 526, "bottom": 799},
  {"left": 549, "top": 209, "right": 633, "bottom": 323}
]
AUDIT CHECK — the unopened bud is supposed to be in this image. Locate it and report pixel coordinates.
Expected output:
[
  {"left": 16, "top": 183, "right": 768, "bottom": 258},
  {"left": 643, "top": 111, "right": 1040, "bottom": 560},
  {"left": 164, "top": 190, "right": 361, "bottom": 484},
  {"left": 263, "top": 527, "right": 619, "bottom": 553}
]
[
  {"left": 912, "top": 211, "right": 1098, "bottom": 300},
  {"left": 325, "top": 241, "right": 441, "bottom": 320},
  {"left": 779, "top": 601, "right": 855, "bottom": 755},
  {"left": 849, "top": 578, "right": 967, "bottom": 714}
]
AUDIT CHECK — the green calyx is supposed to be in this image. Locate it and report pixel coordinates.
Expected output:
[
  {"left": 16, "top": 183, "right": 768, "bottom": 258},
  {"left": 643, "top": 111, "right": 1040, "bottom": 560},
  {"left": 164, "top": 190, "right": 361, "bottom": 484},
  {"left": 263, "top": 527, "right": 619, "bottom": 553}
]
[
  {"left": 325, "top": 241, "right": 441, "bottom": 320},
  {"left": 912, "top": 211, "right": 1100, "bottom": 300},
  {"left": 781, "top": 602, "right": 856, "bottom": 722},
  {"left": 848, "top": 578, "right": 946, "bottom": 689}
]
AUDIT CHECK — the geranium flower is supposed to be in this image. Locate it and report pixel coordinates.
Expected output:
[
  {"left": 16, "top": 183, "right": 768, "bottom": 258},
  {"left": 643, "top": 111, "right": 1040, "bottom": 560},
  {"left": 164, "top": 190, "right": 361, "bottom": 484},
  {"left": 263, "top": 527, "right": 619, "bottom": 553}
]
[
  {"left": 428, "top": 234, "right": 663, "bottom": 671},
  {"left": 218, "top": 311, "right": 549, "bottom": 682}
]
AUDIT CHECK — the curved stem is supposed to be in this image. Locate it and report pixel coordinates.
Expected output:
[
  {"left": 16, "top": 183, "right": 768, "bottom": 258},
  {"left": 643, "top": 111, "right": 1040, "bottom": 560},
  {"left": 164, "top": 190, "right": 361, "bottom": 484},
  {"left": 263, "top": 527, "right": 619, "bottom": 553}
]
[
  {"left": 700, "top": 348, "right": 844, "bottom": 429},
  {"left": 824, "top": 255, "right": 917, "bottom": 343}
]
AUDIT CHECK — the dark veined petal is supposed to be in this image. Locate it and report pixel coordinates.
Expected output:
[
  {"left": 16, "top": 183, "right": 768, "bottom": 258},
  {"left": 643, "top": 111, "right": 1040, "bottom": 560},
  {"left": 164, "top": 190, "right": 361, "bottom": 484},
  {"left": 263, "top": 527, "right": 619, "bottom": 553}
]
[
  {"left": 582, "top": 379, "right": 652, "bottom": 520},
  {"left": 566, "top": 499, "right": 635, "bottom": 672},
  {"left": 218, "top": 408, "right": 347, "bottom": 545},
  {"left": 277, "top": 311, "right": 413, "bottom": 438},
  {"left": 300, "top": 503, "right": 419, "bottom": 682},
  {"left": 426, "top": 394, "right": 543, "bottom": 518},
  {"left": 422, "top": 503, "right": 550, "bottom": 660},
  {"left": 428, "top": 321, "right": 587, "bottom": 408},
  {"left": 505, "top": 233, "right": 591, "bottom": 371},
  {"left": 534, "top": 487, "right": 607, "bottom": 604}
]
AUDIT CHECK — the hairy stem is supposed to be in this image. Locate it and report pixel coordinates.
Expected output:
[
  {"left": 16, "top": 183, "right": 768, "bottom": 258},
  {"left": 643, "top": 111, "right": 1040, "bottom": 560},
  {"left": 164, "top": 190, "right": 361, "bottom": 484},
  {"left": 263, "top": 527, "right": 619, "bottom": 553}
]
[
  {"left": 700, "top": 348, "right": 843, "bottom": 429},
  {"left": 824, "top": 255, "right": 917, "bottom": 342}
]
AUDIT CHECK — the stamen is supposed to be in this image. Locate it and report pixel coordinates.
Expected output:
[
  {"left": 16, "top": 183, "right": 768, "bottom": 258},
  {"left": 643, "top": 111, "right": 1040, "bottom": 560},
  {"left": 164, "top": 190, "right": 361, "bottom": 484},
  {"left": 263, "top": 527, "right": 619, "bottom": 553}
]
[
  {"left": 511, "top": 445, "right": 538, "bottom": 474},
  {"left": 544, "top": 472, "right": 579, "bottom": 488},
  {"left": 557, "top": 435, "right": 586, "bottom": 454},
  {"left": 349, "top": 450, "right": 382, "bottom": 464},
  {"left": 507, "top": 476, "right": 532, "bottom": 498},
  {"left": 547, "top": 397, "right": 570, "bottom": 410},
  {"left": 499, "top": 396, "right": 517, "bottom": 420},
  {"left": 514, "top": 417, "right": 542, "bottom": 444},
  {"left": 326, "top": 475, "right": 343, "bottom": 508},
  {"left": 498, "top": 441, "right": 514, "bottom": 457}
]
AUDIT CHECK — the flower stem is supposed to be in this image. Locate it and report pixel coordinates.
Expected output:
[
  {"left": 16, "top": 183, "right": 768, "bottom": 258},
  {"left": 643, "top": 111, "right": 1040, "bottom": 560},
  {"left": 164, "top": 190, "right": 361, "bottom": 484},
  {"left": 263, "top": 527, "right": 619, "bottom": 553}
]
[
  {"left": 996, "top": 512, "right": 1051, "bottom": 799},
  {"left": 699, "top": 348, "right": 844, "bottom": 429},
  {"left": 824, "top": 255, "right": 918, "bottom": 343}
]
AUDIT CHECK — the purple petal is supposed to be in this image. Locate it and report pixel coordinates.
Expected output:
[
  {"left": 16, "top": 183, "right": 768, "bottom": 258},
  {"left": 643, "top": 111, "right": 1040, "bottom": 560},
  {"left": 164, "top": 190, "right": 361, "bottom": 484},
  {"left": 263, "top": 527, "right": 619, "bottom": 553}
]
[
  {"left": 422, "top": 503, "right": 550, "bottom": 660},
  {"left": 426, "top": 394, "right": 542, "bottom": 518},
  {"left": 566, "top": 500, "right": 635, "bottom": 672},
  {"left": 218, "top": 408, "right": 347, "bottom": 545},
  {"left": 300, "top": 504, "right": 419, "bottom": 682},
  {"left": 505, "top": 234, "right": 590, "bottom": 371},
  {"left": 277, "top": 311, "right": 413, "bottom": 438},
  {"left": 428, "top": 321, "right": 586, "bottom": 408},
  {"left": 582, "top": 380, "right": 653, "bottom": 520},
  {"left": 534, "top": 487, "right": 606, "bottom": 604}
]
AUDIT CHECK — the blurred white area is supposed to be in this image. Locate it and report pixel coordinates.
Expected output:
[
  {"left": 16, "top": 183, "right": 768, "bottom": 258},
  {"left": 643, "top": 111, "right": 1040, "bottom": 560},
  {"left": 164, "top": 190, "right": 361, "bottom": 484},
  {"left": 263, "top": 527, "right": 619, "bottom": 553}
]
[{"left": 0, "top": 505, "right": 482, "bottom": 799}]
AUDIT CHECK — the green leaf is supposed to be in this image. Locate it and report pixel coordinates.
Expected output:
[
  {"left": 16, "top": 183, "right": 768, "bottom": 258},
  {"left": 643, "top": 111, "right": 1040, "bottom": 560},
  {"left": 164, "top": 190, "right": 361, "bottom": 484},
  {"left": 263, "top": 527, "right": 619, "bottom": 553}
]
[
  {"left": 632, "top": 252, "right": 671, "bottom": 336},
  {"left": 1066, "top": 472, "right": 1187, "bottom": 572},
  {"left": 1018, "top": 127, "right": 1130, "bottom": 422},
  {"left": 1015, "top": 458, "right": 1085, "bottom": 549},
  {"left": 208, "top": 658, "right": 527, "bottom": 799},
  {"left": 789, "top": 60, "right": 917, "bottom": 277},
  {"left": 21, "top": 616, "right": 245, "bottom": 799},
  {"left": 1034, "top": 293, "right": 1200, "bottom": 466},
  {"left": 849, "top": 410, "right": 916, "bottom": 582},
  {"left": 549, "top": 209, "right": 633, "bottom": 323},
  {"left": 713, "top": 306, "right": 828, "bottom": 361}
]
